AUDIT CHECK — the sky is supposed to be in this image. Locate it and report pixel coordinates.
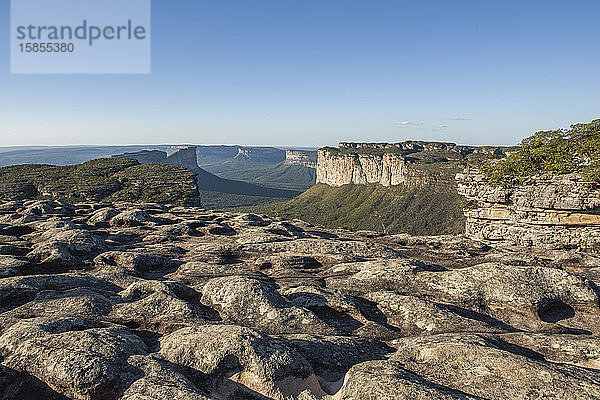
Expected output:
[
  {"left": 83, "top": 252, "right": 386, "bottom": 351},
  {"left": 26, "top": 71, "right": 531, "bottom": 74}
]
[{"left": 1, "top": 0, "right": 599, "bottom": 147}]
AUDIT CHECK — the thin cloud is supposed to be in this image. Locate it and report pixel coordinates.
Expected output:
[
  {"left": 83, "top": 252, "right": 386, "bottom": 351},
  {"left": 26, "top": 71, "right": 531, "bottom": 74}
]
[
  {"left": 432, "top": 124, "right": 449, "bottom": 131},
  {"left": 395, "top": 121, "right": 422, "bottom": 128},
  {"left": 446, "top": 117, "right": 472, "bottom": 121}
]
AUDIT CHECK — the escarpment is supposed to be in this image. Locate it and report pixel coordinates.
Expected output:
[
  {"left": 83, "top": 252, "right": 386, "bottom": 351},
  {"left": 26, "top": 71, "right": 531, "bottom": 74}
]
[
  {"left": 285, "top": 150, "right": 317, "bottom": 169},
  {"left": 276, "top": 142, "right": 508, "bottom": 236},
  {"left": 316, "top": 141, "right": 508, "bottom": 188},
  {"left": 457, "top": 167, "right": 600, "bottom": 250}
]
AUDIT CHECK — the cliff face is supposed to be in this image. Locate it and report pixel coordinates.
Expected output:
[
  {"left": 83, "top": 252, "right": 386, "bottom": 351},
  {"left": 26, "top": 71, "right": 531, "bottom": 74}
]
[
  {"left": 232, "top": 147, "right": 286, "bottom": 164},
  {"left": 315, "top": 142, "right": 498, "bottom": 188},
  {"left": 317, "top": 150, "right": 412, "bottom": 187},
  {"left": 284, "top": 150, "right": 317, "bottom": 168},
  {"left": 457, "top": 167, "right": 600, "bottom": 249}
]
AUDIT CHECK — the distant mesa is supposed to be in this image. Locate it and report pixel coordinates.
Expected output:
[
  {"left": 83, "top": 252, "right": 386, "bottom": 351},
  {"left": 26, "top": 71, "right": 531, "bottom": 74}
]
[
  {"left": 114, "top": 146, "right": 199, "bottom": 171},
  {"left": 317, "top": 141, "right": 512, "bottom": 188},
  {"left": 284, "top": 150, "right": 317, "bottom": 169}
]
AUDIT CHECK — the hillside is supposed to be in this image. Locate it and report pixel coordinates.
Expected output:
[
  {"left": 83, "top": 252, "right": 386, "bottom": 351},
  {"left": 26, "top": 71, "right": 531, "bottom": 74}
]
[
  {"left": 203, "top": 161, "right": 316, "bottom": 191},
  {"left": 267, "top": 183, "right": 465, "bottom": 235},
  {"left": 0, "top": 158, "right": 200, "bottom": 206}
]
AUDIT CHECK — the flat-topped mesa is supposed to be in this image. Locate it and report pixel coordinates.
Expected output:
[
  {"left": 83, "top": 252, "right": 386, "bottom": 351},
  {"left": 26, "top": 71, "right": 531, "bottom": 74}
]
[
  {"left": 457, "top": 167, "right": 600, "bottom": 250},
  {"left": 284, "top": 150, "right": 317, "bottom": 168},
  {"left": 232, "top": 147, "right": 286, "bottom": 164},
  {"left": 317, "top": 141, "right": 508, "bottom": 188}
]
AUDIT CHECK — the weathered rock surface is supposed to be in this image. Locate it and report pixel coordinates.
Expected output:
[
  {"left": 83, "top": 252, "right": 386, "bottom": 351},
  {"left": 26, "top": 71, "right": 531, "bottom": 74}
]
[
  {"left": 0, "top": 199, "right": 599, "bottom": 399},
  {"left": 457, "top": 167, "right": 600, "bottom": 250}
]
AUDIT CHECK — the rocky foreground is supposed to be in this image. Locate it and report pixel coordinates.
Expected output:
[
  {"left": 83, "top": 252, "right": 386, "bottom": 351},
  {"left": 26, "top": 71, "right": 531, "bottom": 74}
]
[{"left": 1, "top": 201, "right": 600, "bottom": 399}]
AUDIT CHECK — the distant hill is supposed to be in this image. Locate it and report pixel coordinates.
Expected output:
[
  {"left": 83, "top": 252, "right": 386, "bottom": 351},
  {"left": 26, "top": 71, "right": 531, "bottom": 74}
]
[
  {"left": 197, "top": 146, "right": 317, "bottom": 192},
  {"left": 203, "top": 161, "right": 316, "bottom": 191},
  {"left": 0, "top": 158, "right": 200, "bottom": 206}
]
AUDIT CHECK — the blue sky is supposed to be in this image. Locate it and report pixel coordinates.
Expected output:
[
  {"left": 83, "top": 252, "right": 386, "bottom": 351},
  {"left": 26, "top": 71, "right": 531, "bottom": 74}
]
[{"left": 1, "top": 0, "right": 599, "bottom": 147}]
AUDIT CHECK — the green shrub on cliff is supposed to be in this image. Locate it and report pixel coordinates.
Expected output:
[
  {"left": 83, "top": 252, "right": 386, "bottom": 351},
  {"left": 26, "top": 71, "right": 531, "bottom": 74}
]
[{"left": 483, "top": 119, "right": 600, "bottom": 185}]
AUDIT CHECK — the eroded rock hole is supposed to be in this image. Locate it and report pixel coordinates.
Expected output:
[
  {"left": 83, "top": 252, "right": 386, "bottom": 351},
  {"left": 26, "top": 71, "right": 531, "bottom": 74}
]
[{"left": 537, "top": 299, "right": 575, "bottom": 323}]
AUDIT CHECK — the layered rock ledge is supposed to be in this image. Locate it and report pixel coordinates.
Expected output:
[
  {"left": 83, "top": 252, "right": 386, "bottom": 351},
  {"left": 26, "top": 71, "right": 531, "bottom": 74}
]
[
  {"left": 0, "top": 199, "right": 599, "bottom": 399},
  {"left": 457, "top": 167, "right": 600, "bottom": 250}
]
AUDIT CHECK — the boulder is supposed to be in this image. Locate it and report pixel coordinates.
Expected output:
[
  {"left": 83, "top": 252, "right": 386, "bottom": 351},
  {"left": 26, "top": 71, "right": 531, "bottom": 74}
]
[{"left": 158, "top": 324, "right": 324, "bottom": 400}]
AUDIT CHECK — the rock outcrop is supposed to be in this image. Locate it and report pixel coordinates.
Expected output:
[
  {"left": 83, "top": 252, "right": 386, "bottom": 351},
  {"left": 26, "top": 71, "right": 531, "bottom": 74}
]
[
  {"left": 457, "top": 167, "right": 600, "bottom": 250},
  {"left": 1, "top": 199, "right": 599, "bottom": 399}
]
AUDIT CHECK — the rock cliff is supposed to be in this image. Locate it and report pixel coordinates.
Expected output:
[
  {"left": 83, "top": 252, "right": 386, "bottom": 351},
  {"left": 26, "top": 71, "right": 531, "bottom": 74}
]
[
  {"left": 457, "top": 167, "right": 600, "bottom": 250},
  {"left": 285, "top": 150, "right": 317, "bottom": 169},
  {"left": 316, "top": 142, "right": 508, "bottom": 188}
]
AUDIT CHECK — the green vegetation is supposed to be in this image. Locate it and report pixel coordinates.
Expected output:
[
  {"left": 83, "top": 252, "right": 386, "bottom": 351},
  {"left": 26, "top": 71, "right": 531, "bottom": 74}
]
[
  {"left": 0, "top": 158, "right": 200, "bottom": 206},
  {"left": 199, "top": 190, "right": 290, "bottom": 210},
  {"left": 482, "top": 119, "right": 600, "bottom": 185},
  {"left": 262, "top": 183, "right": 465, "bottom": 236}
]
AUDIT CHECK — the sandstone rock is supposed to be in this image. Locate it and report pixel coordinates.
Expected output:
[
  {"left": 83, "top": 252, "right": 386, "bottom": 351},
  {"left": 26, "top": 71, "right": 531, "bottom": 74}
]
[
  {"left": 5, "top": 287, "right": 114, "bottom": 321},
  {"left": 94, "top": 251, "right": 180, "bottom": 275},
  {"left": 497, "top": 332, "right": 600, "bottom": 369},
  {"left": 158, "top": 324, "right": 324, "bottom": 400},
  {"left": 390, "top": 333, "right": 600, "bottom": 399},
  {"left": 88, "top": 207, "right": 120, "bottom": 226},
  {"left": 27, "top": 228, "right": 106, "bottom": 270},
  {"left": 281, "top": 334, "right": 392, "bottom": 391},
  {"left": 365, "top": 291, "right": 505, "bottom": 336},
  {"left": 0, "top": 200, "right": 598, "bottom": 398},
  {"left": 110, "top": 280, "right": 213, "bottom": 333},
  {"left": 332, "top": 359, "right": 482, "bottom": 400},
  {"left": 201, "top": 276, "right": 337, "bottom": 335},
  {"left": 0, "top": 317, "right": 147, "bottom": 400},
  {"left": 0, "top": 255, "right": 28, "bottom": 277},
  {"left": 246, "top": 239, "right": 403, "bottom": 261},
  {"left": 120, "top": 356, "right": 215, "bottom": 400},
  {"left": 457, "top": 168, "right": 600, "bottom": 250},
  {"left": 110, "top": 209, "right": 154, "bottom": 227}
]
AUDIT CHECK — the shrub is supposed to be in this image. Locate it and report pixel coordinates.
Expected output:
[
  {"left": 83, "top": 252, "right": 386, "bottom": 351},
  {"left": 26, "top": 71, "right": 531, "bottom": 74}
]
[{"left": 482, "top": 119, "right": 600, "bottom": 185}]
